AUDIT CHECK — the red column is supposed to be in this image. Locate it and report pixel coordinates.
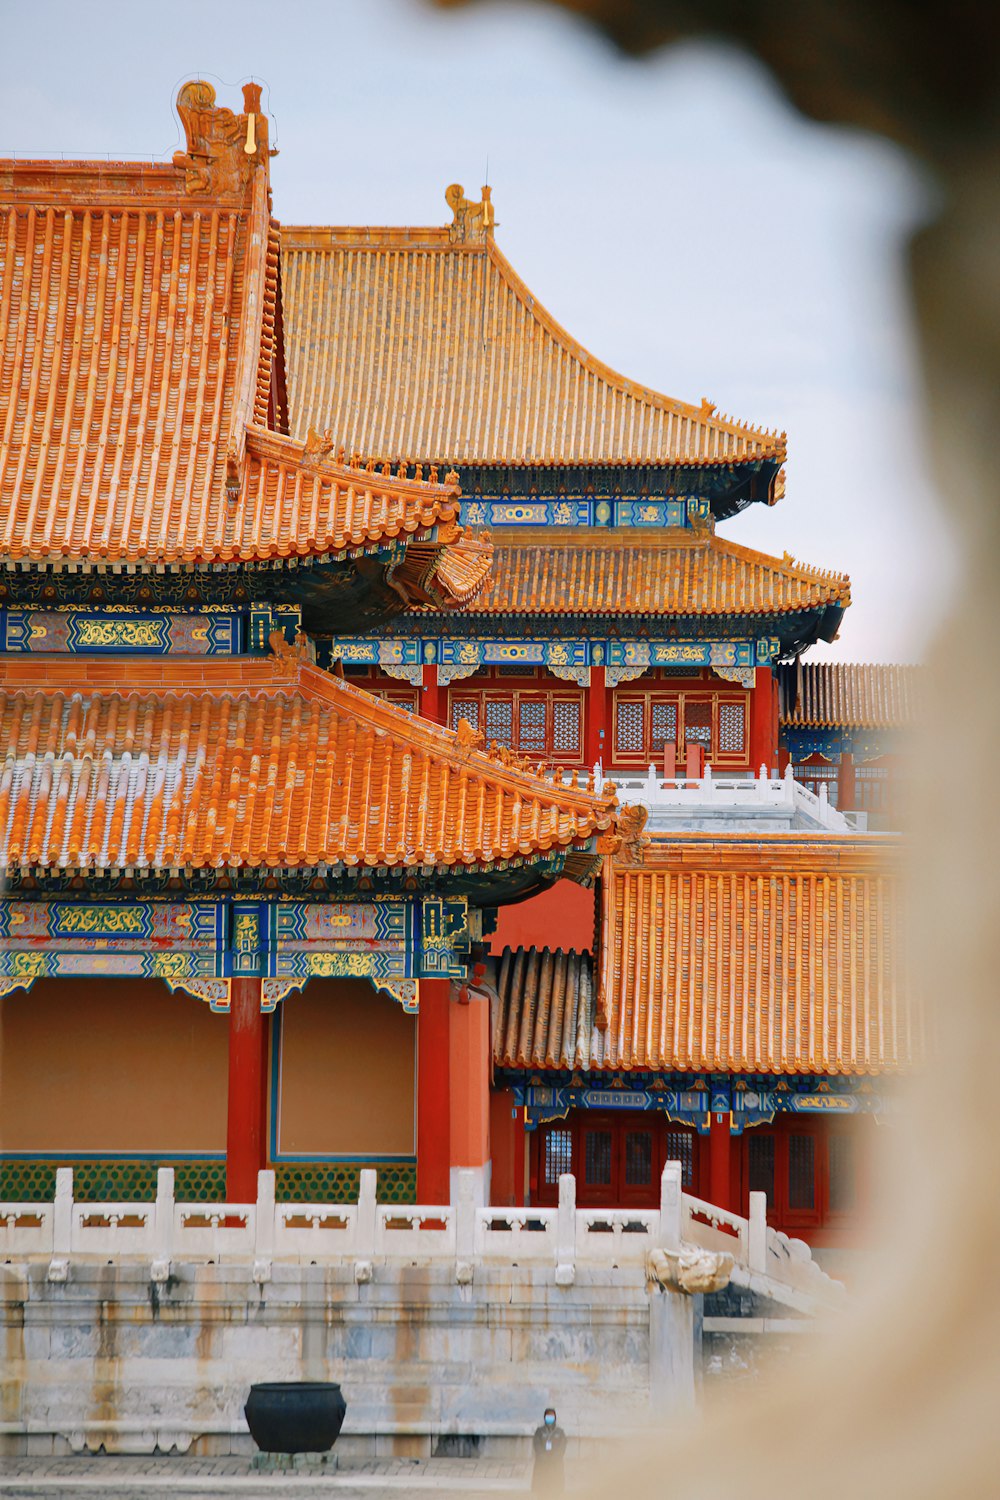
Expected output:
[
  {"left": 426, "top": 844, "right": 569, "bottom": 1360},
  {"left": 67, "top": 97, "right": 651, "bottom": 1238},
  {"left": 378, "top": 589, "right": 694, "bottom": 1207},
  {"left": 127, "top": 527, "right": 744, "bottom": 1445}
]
[
  {"left": 585, "top": 664, "right": 607, "bottom": 770},
  {"left": 708, "top": 1110, "right": 733, "bottom": 1212},
  {"left": 225, "top": 977, "right": 267, "bottom": 1202},
  {"left": 838, "top": 751, "right": 856, "bottom": 811},
  {"left": 748, "top": 666, "right": 778, "bottom": 775},
  {"left": 449, "top": 988, "right": 491, "bottom": 1201},
  {"left": 421, "top": 664, "right": 445, "bottom": 725},
  {"left": 489, "top": 1089, "right": 525, "bottom": 1206},
  {"left": 416, "top": 978, "right": 451, "bottom": 1204}
]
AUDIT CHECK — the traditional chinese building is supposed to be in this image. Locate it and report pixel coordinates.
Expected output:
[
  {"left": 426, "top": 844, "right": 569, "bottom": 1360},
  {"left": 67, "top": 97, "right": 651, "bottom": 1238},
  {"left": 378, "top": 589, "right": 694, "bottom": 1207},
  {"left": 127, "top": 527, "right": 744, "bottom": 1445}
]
[
  {"left": 0, "top": 85, "right": 911, "bottom": 1261},
  {"left": 278, "top": 181, "right": 910, "bottom": 1253},
  {"left": 0, "top": 84, "right": 617, "bottom": 1211},
  {"left": 779, "top": 661, "right": 920, "bottom": 830}
]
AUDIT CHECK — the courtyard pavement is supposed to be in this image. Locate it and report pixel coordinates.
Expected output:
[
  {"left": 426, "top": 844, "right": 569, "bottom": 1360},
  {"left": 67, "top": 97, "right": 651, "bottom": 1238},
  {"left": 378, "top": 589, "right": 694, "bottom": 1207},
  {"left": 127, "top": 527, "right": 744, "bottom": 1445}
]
[{"left": 0, "top": 1454, "right": 545, "bottom": 1499}]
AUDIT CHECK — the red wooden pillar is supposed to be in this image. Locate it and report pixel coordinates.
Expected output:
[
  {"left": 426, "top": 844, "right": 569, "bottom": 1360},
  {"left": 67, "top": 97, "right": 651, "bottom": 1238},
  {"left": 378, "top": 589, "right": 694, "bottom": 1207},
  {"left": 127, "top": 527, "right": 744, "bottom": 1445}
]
[
  {"left": 449, "top": 987, "right": 492, "bottom": 1202},
  {"left": 838, "top": 751, "right": 856, "bottom": 811},
  {"left": 708, "top": 1110, "right": 733, "bottom": 1212},
  {"left": 748, "top": 666, "right": 778, "bottom": 775},
  {"left": 421, "top": 664, "right": 445, "bottom": 725},
  {"left": 225, "top": 977, "right": 267, "bottom": 1202},
  {"left": 489, "top": 1089, "right": 525, "bottom": 1206},
  {"left": 417, "top": 978, "right": 452, "bottom": 1204},
  {"left": 585, "top": 664, "right": 608, "bottom": 770}
]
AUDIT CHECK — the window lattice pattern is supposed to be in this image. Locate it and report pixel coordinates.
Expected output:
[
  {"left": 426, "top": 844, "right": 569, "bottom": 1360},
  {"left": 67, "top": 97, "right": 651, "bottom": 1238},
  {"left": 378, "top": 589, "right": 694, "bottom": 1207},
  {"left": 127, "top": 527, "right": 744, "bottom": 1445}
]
[
  {"left": 449, "top": 690, "right": 584, "bottom": 761},
  {"left": 664, "top": 1130, "right": 696, "bottom": 1189},
  {"left": 684, "top": 699, "right": 712, "bottom": 746},
  {"left": 584, "top": 1131, "right": 613, "bottom": 1187},
  {"left": 718, "top": 701, "right": 746, "bottom": 753},
  {"left": 615, "top": 700, "right": 645, "bottom": 755},
  {"left": 543, "top": 1129, "right": 573, "bottom": 1186},
  {"left": 624, "top": 1131, "right": 653, "bottom": 1187},
  {"left": 855, "top": 765, "right": 889, "bottom": 811},
  {"left": 650, "top": 700, "right": 677, "bottom": 752},
  {"left": 552, "top": 700, "right": 581, "bottom": 755},
  {"left": 451, "top": 700, "right": 479, "bottom": 732},
  {"left": 788, "top": 1134, "right": 816, "bottom": 1211},
  {"left": 793, "top": 762, "right": 839, "bottom": 807},
  {"left": 747, "top": 1135, "right": 775, "bottom": 1206},
  {"left": 517, "top": 698, "right": 547, "bottom": 752},
  {"left": 485, "top": 698, "right": 514, "bottom": 746}
]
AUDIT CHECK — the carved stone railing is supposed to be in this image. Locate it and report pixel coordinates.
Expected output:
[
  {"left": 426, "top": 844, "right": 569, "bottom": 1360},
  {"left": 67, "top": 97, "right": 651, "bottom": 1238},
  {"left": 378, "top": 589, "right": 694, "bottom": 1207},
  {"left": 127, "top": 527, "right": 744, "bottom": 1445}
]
[
  {"left": 560, "top": 762, "right": 862, "bottom": 832},
  {"left": 0, "top": 1164, "right": 844, "bottom": 1312}
]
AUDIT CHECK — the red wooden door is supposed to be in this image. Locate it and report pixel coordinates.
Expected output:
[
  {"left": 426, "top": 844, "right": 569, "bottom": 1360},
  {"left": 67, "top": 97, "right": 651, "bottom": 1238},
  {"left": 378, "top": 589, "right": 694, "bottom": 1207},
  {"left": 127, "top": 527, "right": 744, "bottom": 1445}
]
[
  {"left": 531, "top": 1112, "right": 701, "bottom": 1208},
  {"left": 579, "top": 1117, "right": 616, "bottom": 1205}
]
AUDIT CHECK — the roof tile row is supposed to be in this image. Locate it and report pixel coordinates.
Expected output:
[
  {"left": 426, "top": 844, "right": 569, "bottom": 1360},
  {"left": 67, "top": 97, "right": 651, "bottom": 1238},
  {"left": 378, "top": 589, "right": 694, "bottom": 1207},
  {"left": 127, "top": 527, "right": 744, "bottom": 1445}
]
[
  {"left": 494, "top": 838, "right": 913, "bottom": 1076},
  {"left": 281, "top": 224, "right": 787, "bottom": 471},
  {"left": 448, "top": 530, "right": 850, "bottom": 618},
  {"left": 0, "top": 656, "right": 614, "bottom": 872}
]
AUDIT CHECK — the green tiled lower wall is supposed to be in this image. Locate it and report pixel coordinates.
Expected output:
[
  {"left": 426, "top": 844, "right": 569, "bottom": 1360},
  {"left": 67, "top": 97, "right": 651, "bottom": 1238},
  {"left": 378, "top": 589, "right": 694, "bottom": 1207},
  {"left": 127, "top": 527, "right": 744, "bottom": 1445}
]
[
  {"left": 0, "top": 1159, "right": 226, "bottom": 1203},
  {"left": 274, "top": 1162, "right": 416, "bottom": 1204},
  {"left": 0, "top": 1159, "right": 417, "bottom": 1205}
]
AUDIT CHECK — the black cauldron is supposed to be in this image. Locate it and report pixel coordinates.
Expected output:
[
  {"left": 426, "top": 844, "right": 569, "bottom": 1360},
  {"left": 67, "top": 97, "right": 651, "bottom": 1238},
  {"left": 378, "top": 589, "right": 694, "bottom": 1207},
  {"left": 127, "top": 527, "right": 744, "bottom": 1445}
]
[{"left": 244, "top": 1381, "right": 347, "bottom": 1454}]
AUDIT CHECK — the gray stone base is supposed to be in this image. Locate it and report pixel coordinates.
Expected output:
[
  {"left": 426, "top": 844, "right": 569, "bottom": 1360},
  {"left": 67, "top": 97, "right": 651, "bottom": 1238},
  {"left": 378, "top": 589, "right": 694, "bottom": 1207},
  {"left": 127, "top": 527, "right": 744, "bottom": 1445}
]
[
  {"left": 0, "top": 1259, "right": 695, "bottom": 1457},
  {"left": 250, "top": 1449, "right": 338, "bottom": 1471}
]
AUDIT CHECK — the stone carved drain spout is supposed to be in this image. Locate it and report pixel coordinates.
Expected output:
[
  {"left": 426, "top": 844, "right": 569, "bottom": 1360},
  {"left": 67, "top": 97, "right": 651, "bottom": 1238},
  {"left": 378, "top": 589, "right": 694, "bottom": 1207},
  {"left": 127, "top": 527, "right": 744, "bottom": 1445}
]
[{"left": 646, "top": 1245, "right": 734, "bottom": 1296}]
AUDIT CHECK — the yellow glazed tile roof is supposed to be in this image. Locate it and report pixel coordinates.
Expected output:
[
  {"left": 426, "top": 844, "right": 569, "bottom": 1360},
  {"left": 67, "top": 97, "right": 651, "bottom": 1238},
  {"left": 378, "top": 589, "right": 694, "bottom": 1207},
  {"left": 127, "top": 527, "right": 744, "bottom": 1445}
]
[
  {"left": 780, "top": 662, "right": 921, "bottom": 728},
  {"left": 281, "top": 219, "right": 787, "bottom": 470},
  {"left": 0, "top": 653, "right": 615, "bottom": 872},
  {"left": 0, "top": 87, "right": 485, "bottom": 599},
  {"left": 494, "top": 837, "right": 914, "bottom": 1076},
  {"left": 438, "top": 529, "right": 850, "bottom": 617}
]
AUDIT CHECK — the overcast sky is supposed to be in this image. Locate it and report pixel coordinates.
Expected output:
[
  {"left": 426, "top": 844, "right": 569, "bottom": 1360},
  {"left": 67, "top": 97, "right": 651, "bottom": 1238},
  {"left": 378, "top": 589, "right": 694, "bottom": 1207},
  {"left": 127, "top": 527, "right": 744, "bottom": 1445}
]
[{"left": 1, "top": 0, "right": 955, "bottom": 662}]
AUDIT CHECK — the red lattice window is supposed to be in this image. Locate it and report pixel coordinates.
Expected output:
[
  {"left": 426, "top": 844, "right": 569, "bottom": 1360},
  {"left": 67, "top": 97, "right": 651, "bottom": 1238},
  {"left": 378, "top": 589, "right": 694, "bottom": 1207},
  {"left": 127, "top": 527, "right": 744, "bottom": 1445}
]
[
  {"left": 532, "top": 1114, "right": 703, "bottom": 1208},
  {"left": 855, "top": 763, "right": 890, "bottom": 812},
  {"left": 449, "top": 690, "right": 583, "bottom": 763},
  {"left": 742, "top": 1117, "right": 870, "bottom": 1237},
  {"left": 612, "top": 692, "right": 748, "bottom": 768},
  {"left": 664, "top": 1129, "right": 697, "bottom": 1190},
  {"left": 543, "top": 1129, "right": 573, "bottom": 1187},
  {"left": 718, "top": 701, "right": 746, "bottom": 753},
  {"left": 684, "top": 699, "right": 712, "bottom": 749},
  {"left": 792, "top": 757, "right": 839, "bottom": 807}
]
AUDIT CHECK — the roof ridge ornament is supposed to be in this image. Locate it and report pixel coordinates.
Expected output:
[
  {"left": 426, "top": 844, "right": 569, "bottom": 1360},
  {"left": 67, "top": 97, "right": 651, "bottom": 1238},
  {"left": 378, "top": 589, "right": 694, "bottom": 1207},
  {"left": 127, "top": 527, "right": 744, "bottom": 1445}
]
[
  {"left": 173, "top": 79, "right": 276, "bottom": 196},
  {"left": 445, "top": 183, "right": 497, "bottom": 244}
]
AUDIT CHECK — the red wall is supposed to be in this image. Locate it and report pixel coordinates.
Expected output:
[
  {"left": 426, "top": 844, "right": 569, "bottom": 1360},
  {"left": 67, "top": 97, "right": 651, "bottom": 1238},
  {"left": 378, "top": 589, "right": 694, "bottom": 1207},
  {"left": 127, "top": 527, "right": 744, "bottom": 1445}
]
[{"left": 489, "top": 879, "right": 596, "bottom": 956}]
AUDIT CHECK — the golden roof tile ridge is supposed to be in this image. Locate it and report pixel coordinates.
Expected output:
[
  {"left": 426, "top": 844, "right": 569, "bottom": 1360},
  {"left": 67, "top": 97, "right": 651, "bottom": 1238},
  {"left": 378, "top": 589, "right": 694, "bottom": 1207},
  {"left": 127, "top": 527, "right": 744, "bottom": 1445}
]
[
  {"left": 244, "top": 425, "right": 463, "bottom": 504},
  {"left": 0, "top": 657, "right": 616, "bottom": 872},
  {"left": 294, "top": 657, "right": 616, "bottom": 815},
  {"left": 484, "top": 237, "right": 787, "bottom": 455}
]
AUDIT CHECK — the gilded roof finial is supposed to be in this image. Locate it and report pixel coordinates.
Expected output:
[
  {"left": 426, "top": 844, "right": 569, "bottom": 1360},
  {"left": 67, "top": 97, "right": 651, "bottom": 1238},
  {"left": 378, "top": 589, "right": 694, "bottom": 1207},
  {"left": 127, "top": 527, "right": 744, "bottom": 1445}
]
[{"left": 445, "top": 183, "right": 498, "bottom": 244}]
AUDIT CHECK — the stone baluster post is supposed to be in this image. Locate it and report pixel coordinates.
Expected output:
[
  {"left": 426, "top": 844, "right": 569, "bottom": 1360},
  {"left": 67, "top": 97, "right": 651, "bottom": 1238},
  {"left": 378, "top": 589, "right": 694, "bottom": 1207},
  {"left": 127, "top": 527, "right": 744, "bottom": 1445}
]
[
  {"left": 254, "top": 1169, "right": 275, "bottom": 1284},
  {"left": 555, "top": 1172, "right": 576, "bottom": 1286},
  {"left": 151, "top": 1167, "right": 175, "bottom": 1283},
  {"left": 48, "top": 1166, "right": 73, "bottom": 1282},
  {"left": 748, "top": 1190, "right": 768, "bottom": 1275},
  {"left": 354, "top": 1168, "right": 377, "bottom": 1283},
  {"left": 659, "top": 1161, "right": 682, "bottom": 1251},
  {"left": 455, "top": 1167, "right": 477, "bottom": 1285}
]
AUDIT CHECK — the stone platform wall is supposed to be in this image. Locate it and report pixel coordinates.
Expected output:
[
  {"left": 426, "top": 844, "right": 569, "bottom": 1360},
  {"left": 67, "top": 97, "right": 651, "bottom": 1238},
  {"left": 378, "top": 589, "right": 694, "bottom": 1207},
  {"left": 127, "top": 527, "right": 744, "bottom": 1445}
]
[{"left": 0, "top": 1260, "right": 693, "bottom": 1459}]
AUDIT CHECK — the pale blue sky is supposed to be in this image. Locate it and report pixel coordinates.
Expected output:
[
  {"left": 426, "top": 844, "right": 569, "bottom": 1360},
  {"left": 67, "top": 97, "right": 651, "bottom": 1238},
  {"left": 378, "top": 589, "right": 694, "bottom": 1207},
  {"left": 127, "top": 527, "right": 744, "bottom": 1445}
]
[{"left": 1, "top": 0, "right": 954, "bottom": 661}]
